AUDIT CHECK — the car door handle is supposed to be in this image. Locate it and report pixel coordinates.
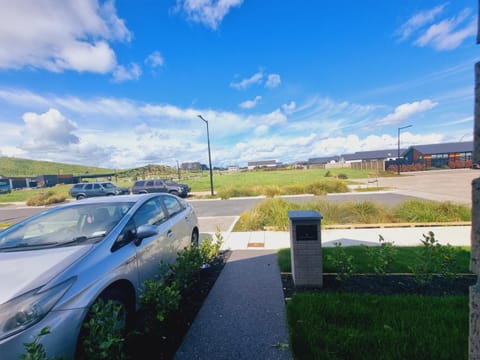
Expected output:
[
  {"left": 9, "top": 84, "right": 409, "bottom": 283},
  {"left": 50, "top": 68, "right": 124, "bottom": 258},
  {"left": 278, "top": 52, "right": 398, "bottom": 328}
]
[{"left": 167, "top": 230, "right": 173, "bottom": 238}]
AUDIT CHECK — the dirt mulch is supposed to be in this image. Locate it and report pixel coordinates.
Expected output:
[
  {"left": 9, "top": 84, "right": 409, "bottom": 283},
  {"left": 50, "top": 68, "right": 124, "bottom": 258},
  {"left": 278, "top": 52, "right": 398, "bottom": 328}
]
[{"left": 281, "top": 273, "right": 477, "bottom": 298}]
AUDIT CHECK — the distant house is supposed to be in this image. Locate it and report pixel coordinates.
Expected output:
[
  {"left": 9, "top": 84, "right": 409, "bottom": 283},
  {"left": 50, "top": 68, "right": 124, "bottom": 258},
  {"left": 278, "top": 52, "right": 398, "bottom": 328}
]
[
  {"left": 402, "top": 141, "right": 472, "bottom": 168},
  {"left": 247, "top": 160, "right": 278, "bottom": 170},
  {"left": 227, "top": 165, "right": 240, "bottom": 172},
  {"left": 307, "top": 141, "right": 473, "bottom": 171}
]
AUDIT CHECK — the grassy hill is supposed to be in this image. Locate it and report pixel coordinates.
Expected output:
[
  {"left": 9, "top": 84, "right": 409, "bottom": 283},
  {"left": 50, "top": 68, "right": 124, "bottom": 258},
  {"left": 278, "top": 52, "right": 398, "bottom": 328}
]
[
  {"left": 0, "top": 157, "right": 114, "bottom": 177},
  {"left": 0, "top": 157, "right": 177, "bottom": 179}
]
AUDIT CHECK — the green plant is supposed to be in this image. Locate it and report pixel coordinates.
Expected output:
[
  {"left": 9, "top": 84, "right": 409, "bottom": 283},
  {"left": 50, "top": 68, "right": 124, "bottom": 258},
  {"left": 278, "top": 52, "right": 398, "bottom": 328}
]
[
  {"left": 408, "top": 231, "right": 460, "bottom": 285},
  {"left": 21, "top": 327, "right": 64, "bottom": 360},
  {"left": 140, "top": 230, "right": 223, "bottom": 330},
  {"left": 140, "top": 262, "right": 181, "bottom": 330},
  {"left": 364, "top": 235, "right": 397, "bottom": 276},
  {"left": 436, "top": 243, "right": 460, "bottom": 279},
  {"left": 80, "top": 299, "right": 127, "bottom": 360},
  {"left": 325, "top": 242, "right": 355, "bottom": 281}
]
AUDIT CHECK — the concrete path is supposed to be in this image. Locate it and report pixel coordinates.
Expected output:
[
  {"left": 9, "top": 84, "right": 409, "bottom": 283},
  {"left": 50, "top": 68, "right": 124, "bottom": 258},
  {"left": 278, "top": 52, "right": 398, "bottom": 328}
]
[{"left": 175, "top": 250, "right": 292, "bottom": 360}]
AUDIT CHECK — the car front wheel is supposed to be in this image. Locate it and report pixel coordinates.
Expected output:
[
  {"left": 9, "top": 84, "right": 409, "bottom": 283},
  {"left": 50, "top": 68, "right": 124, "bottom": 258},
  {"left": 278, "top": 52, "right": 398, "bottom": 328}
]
[{"left": 75, "top": 288, "right": 134, "bottom": 359}]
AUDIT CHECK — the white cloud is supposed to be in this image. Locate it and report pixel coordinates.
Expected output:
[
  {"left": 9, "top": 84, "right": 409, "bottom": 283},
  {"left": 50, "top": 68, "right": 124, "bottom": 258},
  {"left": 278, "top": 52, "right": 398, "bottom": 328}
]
[
  {"left": 415, "top": 11, "right": 476, "bottom": 50},
  {"left": 265, "top": 74, "right": 281, "bottom": 88},
  {"left": 21, "top": 108, "right": 79, "bottom": 151},
  {"left": 145, "top": 51, "right": 165, "bottom": 68},
  {"left": 396, "top": 3, "right": 447, "bottom": 41},
  {"left": 239, "top": 96, "right": 262, "bottom": 109},
  {"left": 112, "top": 63, "right": 142, "bottom": 82},
  {"left": 230, "top": 72, "right": 264, "bottom": 90},
  {"left": 396, "top": 5, "right": 476, "bottom": 50},
  {"left": 282, "top": 101, "right": 296, "bottom": 113},
  {"left": 174, "top": 0, "right": 243, "bottom": 30},
  {"left": 0, "top": 87, "right": 460, "bottom": 168},
  {"left": 254, "top": 124, "right": 269, "bottom": 136},
  {"left": 0, "top": 0, "right": 131, "bottom": 74},
  {"left": 375, "top": 100, "right": 438, "bottom": 127}
]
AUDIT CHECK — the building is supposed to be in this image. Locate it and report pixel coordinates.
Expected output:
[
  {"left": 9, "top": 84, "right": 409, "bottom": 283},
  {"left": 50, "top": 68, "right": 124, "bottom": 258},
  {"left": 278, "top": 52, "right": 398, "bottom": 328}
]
[
  {"left": 308, "top": 141, "right": 473, "bottom": 171},
  {"left": 247, "top": 160, "right": 279, "bottom": 170}
]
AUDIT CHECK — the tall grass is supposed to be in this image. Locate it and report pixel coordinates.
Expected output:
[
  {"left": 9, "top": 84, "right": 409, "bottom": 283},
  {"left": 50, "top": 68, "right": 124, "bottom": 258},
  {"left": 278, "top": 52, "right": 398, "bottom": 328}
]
[
  {"left": 394, "top": 199, "right": 471, "bottom": 222},
  {"left": 233, "top": 198, "right": 470, "bottom": 231}
]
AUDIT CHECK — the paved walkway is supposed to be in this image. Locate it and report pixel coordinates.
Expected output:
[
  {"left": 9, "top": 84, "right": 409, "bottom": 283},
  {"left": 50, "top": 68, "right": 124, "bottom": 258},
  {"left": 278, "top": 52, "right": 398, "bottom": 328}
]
[{"left": 175, "top": 249, "right": 292, "bottom": 360}]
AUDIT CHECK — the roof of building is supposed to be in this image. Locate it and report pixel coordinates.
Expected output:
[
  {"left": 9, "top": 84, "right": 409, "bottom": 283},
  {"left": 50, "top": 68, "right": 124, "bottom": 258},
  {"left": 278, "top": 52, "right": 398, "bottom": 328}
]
[
  {"left": 308, "top": 156, "right": 340, "bottom": 164},
  {"left": 247, "top": 160, "right": 277, "bottom": 166},
  {"left": 342, "top": 149, "right": 404, "bottom": 161},
  {"left": 307, "top": 141, "right": 473, "bottom": 164},
  {"left": 405, "top": 141, "right": 472, "bottom": 155}
]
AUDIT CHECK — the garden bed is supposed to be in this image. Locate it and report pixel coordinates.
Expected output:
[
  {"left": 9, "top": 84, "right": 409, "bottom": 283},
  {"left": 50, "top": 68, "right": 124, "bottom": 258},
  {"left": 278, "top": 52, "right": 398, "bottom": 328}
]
[{"left": 281, "top": 273, "right": 477, "bottom": 298}]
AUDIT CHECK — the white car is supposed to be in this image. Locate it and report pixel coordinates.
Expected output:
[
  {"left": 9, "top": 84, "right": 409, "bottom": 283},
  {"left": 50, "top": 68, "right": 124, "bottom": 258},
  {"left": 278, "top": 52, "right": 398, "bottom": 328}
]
[{"left": 0, "top": 193, "right": 199, "bottom": 359}]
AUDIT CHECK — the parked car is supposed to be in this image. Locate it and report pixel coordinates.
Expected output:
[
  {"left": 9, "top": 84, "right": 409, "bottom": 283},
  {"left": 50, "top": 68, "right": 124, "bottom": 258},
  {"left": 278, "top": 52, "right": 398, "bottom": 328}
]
[
  {"left": 0, "top": 179, "right": 11, "bottom": 194},
  {"left": 0, "top": 193, "right": 199, "bottom": 359},
  {"left": 131, "top": 178, "right": 190, "bottom": 198},
  {"left": 69, "top": 181, "right": 130, "bottom": 200}
]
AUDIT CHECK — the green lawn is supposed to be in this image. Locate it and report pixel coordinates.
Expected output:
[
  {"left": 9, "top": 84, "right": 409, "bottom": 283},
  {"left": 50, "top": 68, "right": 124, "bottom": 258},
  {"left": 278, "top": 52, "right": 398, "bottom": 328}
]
[{"left": 279, "top": 245, "right": 473, "bottom": 359}]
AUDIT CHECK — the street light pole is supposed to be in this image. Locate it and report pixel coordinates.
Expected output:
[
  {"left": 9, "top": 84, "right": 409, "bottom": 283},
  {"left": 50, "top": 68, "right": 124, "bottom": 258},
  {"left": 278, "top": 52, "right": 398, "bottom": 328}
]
[
  {"left": 197, "top": 115, "right": 214, "bottom": 196},
  {"left": 397, "top": 125, "right": 412, "bottom": 175}
]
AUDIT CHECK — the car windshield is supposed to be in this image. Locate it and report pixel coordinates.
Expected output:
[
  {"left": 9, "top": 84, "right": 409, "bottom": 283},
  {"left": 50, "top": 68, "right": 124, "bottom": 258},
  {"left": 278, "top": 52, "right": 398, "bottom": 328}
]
[{"left": 0, "top": 202, "right": 134, "bottom": 250}]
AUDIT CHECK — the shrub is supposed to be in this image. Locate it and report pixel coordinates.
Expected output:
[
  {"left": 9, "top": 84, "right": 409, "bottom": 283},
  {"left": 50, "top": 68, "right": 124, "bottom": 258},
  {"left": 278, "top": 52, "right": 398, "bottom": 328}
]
[
  {"left": 326, "top": 242, "right": 355, "bottom": 281},
  {"left": 26, "top": 191, "right": 66, "bottom": 206},
  {"left": 363, "top": 235, "right": 397, "bottom": 276}
]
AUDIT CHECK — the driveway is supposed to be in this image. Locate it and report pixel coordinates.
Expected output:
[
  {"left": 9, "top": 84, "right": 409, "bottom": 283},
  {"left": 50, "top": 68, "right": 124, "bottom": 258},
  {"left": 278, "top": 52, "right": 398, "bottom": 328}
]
[{"left": 353, "top": 168, "right": 478, "bottom": 205}]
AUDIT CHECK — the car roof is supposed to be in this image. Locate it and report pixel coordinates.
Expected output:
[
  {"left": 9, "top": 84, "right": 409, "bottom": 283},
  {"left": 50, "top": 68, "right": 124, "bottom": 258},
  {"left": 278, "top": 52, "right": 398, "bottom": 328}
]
[{"left": 63, "top": 193, "right": 160, "bottom": 206}]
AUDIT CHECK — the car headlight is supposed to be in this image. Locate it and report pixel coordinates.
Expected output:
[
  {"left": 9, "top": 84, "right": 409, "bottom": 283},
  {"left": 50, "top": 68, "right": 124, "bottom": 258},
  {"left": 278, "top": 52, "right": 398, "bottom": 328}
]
[{"left": 0, "top": 278, "right": 75, "bottom": 340}]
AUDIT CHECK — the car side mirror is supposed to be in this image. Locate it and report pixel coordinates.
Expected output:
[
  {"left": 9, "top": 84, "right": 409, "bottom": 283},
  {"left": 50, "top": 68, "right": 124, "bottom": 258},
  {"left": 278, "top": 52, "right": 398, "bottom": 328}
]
[{"left": 133, "top": 224, "right": 158, "bottom": 246}]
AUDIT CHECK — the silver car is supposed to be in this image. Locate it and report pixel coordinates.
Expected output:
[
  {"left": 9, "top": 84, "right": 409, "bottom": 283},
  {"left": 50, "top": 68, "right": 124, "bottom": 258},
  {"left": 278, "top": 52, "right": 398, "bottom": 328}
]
[{"left": 0, "top": 193, "right": 199, "bottom": 359}]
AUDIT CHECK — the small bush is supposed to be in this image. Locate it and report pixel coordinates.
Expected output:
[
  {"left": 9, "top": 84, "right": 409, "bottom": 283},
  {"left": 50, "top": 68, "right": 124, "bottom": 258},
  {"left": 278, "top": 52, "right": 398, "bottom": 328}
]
[
  {"left": 26, "top": 191, "right": 66, "bottom": 206},
  {"left": 326, "top": 242, "right": 355, "bottom": 281}
]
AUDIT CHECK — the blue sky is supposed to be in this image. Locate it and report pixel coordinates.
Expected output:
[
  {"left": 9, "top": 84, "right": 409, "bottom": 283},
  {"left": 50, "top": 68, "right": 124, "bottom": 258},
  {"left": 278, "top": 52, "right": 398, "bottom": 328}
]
[{"left": 0, "top": 0, "right": 477, "bottom": 169}]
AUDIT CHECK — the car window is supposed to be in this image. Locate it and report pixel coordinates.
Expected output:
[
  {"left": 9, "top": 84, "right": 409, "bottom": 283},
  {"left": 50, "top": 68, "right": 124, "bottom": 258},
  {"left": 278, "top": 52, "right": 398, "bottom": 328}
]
[
  {"left": 93, "top": 184, "right": 101, "bottom": 190},
  {"left": 154, "top": 180, "right": 165, "bottom": 186},
  {"left": 85, "top": 184, "right": 93, "bottom": 190},
  {"left": 134, "top": 181, "right": 145, "bottom": 186},
  {"left": 133, "top": 198, "right": 166, "bottom": 226},
  {"left": 162, "top": 195, "right": 183, "bottom": 217},
  {"left": 146, "top": 180, "right": 154, "bottom": 187},
  {"left": 103, "top": 183, "right": 115, "bottom": 189}
]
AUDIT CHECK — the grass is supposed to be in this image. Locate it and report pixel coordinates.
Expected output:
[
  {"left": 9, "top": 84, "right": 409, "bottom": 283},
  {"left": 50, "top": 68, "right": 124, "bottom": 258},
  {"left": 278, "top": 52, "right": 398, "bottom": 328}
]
[
  {"left": 287, "top": 293, "right": 468, "bottom": 360},
  {"left": 0, "top": 168, "right": 378, "bottom": 203},
  {"left": 233, "top": 198, "right": 471, "bottom": 231},
  {"left": 280, "top": 245, "right": 472, "bottom": 359},
  {"left": 277, "top": 246, "right": 471, "bottom": 273}
]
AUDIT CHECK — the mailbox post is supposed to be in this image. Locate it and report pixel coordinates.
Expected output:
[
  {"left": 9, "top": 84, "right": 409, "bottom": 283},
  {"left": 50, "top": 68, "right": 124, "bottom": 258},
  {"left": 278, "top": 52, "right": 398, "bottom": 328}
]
[{"left": 288, "top": 210, "right": 323, "bottom": 287}]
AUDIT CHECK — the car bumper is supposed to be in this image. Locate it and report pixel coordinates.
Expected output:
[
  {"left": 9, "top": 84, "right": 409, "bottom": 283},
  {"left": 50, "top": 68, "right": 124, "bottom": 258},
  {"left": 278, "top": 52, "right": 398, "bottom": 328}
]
[{"left": 0, "top": 307, "right": 85, "bottom": 359}]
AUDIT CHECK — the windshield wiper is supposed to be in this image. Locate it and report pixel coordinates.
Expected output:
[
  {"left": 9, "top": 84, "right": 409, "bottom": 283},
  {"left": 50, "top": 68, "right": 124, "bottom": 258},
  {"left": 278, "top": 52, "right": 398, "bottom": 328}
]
[{"left": 0, "top": 242, "right": 59, "bottom": 251}]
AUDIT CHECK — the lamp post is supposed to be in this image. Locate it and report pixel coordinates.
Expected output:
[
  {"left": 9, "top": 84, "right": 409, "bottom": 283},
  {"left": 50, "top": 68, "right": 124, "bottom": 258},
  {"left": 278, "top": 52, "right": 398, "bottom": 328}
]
[
  {"left": 397, "top": 125, "right": 412, "bottom": 175},
  {"left": 197, "top": 115, "right": 214, "bottom": 196}
]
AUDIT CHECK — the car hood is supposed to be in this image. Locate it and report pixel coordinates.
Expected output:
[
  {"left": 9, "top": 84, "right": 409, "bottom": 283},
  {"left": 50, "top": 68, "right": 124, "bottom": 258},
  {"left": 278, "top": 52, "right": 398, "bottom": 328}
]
[{"left": 0, "top": 245, "right": 92, "bottom": 304}]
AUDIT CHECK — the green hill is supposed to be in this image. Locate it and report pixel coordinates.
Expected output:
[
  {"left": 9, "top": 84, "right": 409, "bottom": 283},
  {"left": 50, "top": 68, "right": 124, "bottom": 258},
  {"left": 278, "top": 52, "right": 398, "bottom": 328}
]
[{"left": 0, "top": 157, "right": 177, "bottom": 179}]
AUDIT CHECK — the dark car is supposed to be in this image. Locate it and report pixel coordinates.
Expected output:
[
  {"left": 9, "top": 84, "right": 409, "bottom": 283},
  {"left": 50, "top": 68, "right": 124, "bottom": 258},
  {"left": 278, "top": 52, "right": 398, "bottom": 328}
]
[
  {"left": 69, "top": 181, "right": 130, "bottom": 200},
  {"left": 131, "top": 178, "right": 190, "bottom": 198}
]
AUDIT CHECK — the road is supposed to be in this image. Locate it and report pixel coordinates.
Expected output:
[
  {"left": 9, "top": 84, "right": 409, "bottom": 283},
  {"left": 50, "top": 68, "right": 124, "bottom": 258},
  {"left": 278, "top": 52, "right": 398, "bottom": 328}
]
[{"left": 0, "top": 168, "right": 477, "bottom": 232}]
